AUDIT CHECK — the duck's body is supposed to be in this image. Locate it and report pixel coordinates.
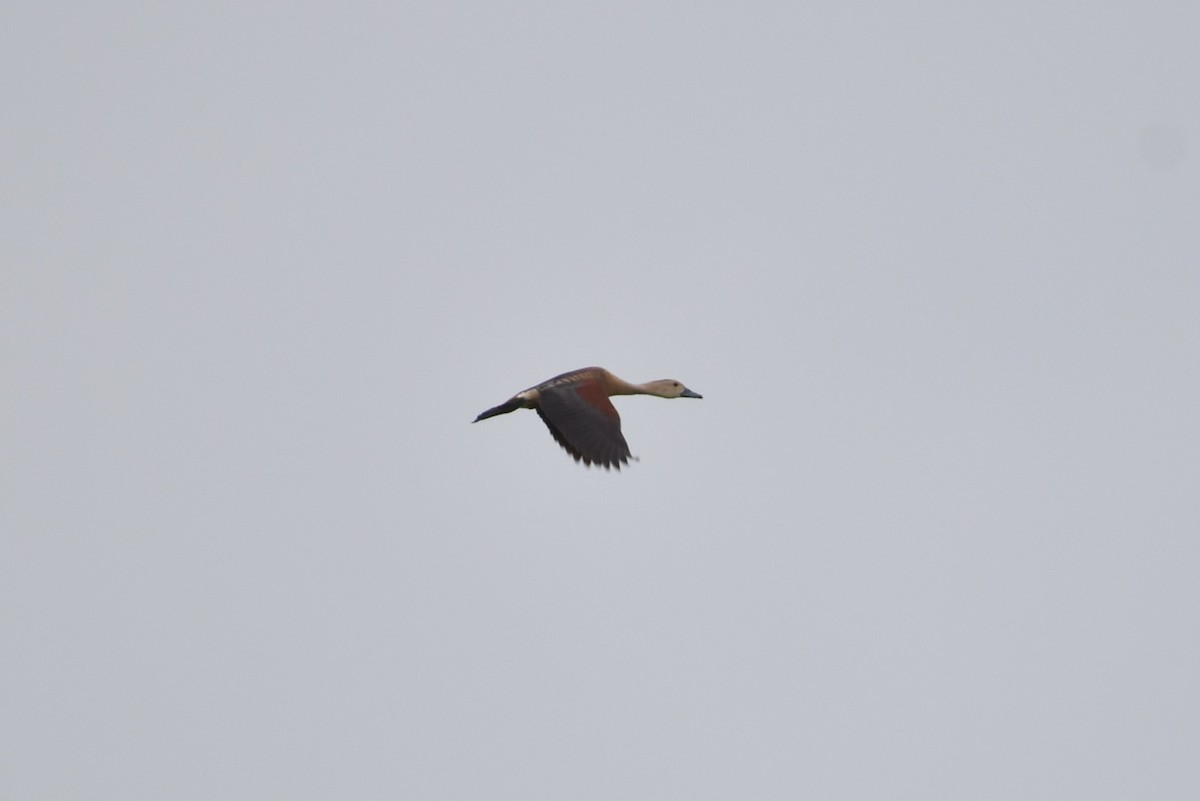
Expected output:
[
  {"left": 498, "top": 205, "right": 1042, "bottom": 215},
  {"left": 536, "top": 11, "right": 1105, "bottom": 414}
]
[{"left": 473, "top": 366, "right": 702, "bottom": 469}]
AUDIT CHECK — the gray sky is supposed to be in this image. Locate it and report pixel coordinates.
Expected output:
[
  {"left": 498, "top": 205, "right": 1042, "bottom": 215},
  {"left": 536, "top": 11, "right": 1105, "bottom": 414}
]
[{"left": 3, "top": 2, "right": 1198, "bottom": 799}]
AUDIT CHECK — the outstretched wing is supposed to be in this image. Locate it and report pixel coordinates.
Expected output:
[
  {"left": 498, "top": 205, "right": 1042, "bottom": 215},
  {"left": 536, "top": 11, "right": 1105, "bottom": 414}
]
[{"left": 535, "top": 383, "right": 632, "bottom": 469}]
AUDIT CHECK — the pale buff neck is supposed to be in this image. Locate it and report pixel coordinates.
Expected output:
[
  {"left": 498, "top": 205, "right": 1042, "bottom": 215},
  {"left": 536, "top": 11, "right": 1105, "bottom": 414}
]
[{"left": 599, "top": 370, "right": 672, "bottom": 397}]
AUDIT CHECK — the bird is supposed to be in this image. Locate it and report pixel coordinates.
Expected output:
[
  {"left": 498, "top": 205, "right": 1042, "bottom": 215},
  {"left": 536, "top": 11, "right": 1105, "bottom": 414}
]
[{"left": 473, "top": 366, "right": 702, "bottom": 469}]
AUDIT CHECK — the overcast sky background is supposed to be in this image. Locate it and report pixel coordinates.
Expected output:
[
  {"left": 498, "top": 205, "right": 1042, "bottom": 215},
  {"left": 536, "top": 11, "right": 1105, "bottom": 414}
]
[{"left": 3, "top": 2, "right": 1198, "bottom": 799}]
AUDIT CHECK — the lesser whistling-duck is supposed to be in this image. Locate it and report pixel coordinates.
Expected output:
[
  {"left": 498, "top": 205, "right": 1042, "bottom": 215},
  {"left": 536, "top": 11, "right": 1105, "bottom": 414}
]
[{"left": 473, "top": 366, "right": 702, "bottom": 469}]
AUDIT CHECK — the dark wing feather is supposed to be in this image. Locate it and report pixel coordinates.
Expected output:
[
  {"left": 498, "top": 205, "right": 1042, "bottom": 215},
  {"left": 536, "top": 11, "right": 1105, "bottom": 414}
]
[{"left": 535, "top": 385, "right": 631, "bottom": 469}]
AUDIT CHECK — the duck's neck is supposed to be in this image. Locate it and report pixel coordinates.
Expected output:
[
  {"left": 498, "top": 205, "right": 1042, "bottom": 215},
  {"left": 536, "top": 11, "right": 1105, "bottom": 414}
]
[{"left": 599, "top": 370, "right": 645, "bottom": 396}]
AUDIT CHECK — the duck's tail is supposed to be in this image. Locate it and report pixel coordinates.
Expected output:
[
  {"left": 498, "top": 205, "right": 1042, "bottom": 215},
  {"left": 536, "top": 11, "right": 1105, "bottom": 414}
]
[{"left": 472, "top": 397, "right": 523, "bottom": 423}]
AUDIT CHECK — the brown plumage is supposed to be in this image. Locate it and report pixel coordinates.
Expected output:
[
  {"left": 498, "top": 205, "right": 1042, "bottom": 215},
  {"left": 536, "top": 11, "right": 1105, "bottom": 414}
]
[{"left": 473, "top": 366, "right": 703, "bottom": 469}]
